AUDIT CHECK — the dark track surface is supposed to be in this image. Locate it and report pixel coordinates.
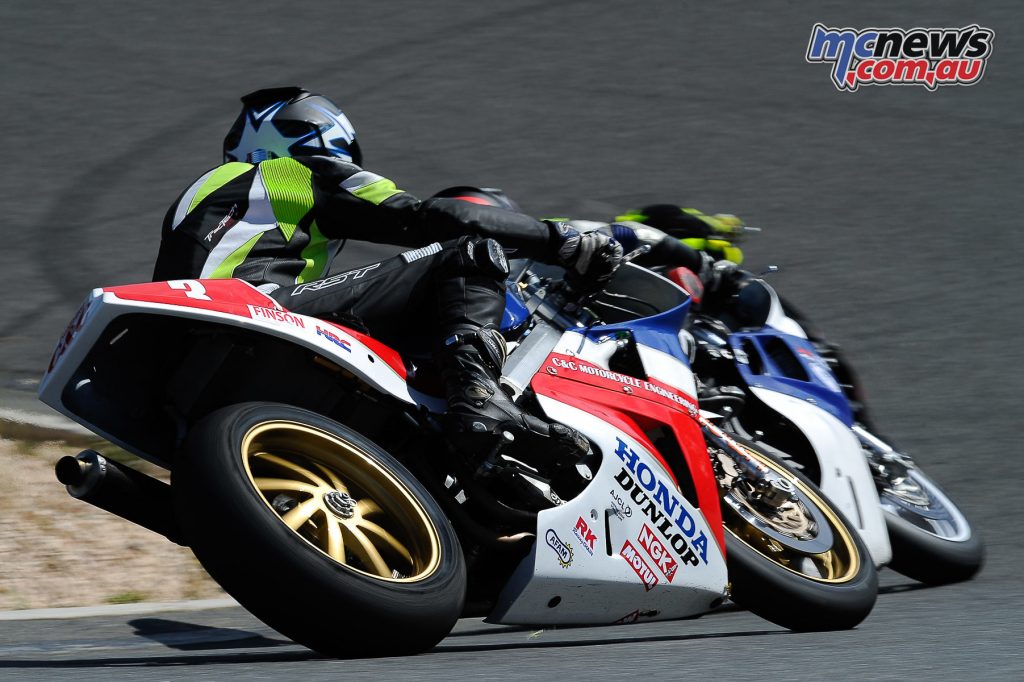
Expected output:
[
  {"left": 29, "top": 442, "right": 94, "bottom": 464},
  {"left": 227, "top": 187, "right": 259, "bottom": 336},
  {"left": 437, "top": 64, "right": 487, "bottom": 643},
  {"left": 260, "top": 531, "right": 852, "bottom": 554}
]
[{"left": 1, "top": 1, "right": 1021, "bottom": 678}]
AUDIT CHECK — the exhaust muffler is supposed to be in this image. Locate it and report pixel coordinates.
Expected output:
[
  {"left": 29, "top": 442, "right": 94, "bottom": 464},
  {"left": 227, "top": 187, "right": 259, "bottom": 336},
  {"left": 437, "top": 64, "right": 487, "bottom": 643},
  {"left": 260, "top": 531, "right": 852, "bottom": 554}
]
[{"left": 55, "top": 450, "right": 185, "bottom": 545}]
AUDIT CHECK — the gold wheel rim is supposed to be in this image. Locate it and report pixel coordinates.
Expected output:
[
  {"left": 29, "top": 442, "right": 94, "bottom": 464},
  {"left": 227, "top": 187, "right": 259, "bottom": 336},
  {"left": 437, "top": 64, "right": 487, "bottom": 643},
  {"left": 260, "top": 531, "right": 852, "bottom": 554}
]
[
  {"left": 722, "top": 446, "right": 861, "bottom": 584},
  {"left": 240, "top": 421, "right": 441, "bottom": 583}
]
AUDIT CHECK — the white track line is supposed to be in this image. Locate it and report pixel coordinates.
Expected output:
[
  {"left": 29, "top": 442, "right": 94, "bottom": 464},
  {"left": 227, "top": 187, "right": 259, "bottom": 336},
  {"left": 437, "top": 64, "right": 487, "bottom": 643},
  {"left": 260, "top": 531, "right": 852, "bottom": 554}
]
[{"left": 0, "top": 597, "right": 239, "bottom": 621}]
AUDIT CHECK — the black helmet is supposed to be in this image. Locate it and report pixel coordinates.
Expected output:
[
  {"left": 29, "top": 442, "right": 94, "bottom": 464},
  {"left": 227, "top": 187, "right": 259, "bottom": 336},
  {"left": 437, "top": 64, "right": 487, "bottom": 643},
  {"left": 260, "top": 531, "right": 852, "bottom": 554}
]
[
  {"left": 431, "top": 186, "right": 522, "bottom": 212},
  {"left": 223, "top": 86, "right": 362, "bottom": 165}
]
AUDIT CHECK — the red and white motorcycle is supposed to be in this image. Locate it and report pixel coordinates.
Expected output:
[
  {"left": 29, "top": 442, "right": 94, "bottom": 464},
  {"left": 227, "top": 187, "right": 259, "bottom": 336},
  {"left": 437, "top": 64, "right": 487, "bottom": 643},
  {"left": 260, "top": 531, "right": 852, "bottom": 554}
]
[{"left": 41, "top": 261, "right": 876, "bottom": 657}]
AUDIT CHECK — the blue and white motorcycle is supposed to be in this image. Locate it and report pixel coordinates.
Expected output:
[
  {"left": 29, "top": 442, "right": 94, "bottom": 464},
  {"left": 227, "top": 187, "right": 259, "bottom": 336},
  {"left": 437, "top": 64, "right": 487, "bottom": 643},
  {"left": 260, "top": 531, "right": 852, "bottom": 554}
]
[{"left": 676, "top": 267, "right": 984, "bottom": 584}]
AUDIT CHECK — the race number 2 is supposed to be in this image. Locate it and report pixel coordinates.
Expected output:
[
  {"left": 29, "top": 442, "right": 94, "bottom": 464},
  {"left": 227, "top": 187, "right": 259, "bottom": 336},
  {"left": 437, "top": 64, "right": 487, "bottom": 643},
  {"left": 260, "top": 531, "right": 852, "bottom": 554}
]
[{"left": 168, "top": 279, "right": 212, "bottom": 301}]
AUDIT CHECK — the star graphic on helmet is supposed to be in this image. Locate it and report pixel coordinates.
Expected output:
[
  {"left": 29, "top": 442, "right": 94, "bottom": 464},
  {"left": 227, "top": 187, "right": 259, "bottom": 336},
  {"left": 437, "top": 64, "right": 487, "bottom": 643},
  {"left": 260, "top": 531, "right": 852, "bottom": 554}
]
[
  {"left": 307, "top": 103, "right": 357, "bottom": 157},
  {"left": 248, "top": 101, "right": 288, "bottom": 128},
  {"left": 226, "top": 102, "right": 298, "bottom": 162},
  {"left": 225, "top": 99, "right": 358, "bottom": 163}
]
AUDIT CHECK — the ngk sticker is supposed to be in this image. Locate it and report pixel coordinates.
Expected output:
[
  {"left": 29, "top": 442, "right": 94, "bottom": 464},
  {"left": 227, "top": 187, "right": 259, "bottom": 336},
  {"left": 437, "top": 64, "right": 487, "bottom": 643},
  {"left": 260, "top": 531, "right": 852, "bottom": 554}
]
[{"left": 638, "top": 524, "right": 678, "bottom": 582}]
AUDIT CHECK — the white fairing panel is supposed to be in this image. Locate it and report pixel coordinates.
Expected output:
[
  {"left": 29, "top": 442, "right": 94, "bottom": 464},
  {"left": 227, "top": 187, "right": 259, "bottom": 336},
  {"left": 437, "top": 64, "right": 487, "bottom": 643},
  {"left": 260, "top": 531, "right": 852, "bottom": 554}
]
[
  {"left": 37, "top": 286, "right": 425, "bottom": 463},
  {"left": 544, "top": 330, "right": 697, "bottom": 406},
  {"left": 488, "top": 399, "right": 729, "bottom": 626},
  {"left": 764, "top": 286, "right": 807, "bottom": 338},
  {"left": 750, "top": 387, "right": 892, "bottom": 566}
]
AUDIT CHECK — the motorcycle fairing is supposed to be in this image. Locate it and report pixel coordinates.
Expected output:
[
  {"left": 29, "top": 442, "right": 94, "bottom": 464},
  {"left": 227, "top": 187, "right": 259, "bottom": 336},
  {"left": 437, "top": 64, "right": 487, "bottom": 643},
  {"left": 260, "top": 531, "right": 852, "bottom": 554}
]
[
  {"left": 488, "top": 401, "right": 729, "bottom": 625},
  {"left": 749, "top": 386, "right": 891, "bottom": 566},
  {"left": 489, "top": 321, "right": 729, "bottom": 625},
  {"left": 725, "top": 295, "right": 891, "bottom": 566},
  {"left": 104, "top": 279, "right": 409, "bottom": 380},
  {"left": 531, "top": 350, "right": 722, "bottom": 550},
  {"left": 585, "top": 296, "right": 694, "bottom": 365},
  {"left": 730, "top": 330, "right": 854, "bottom": 425},
  {"left": 38, "top": 278, "right": 427, "bottom": 466}
]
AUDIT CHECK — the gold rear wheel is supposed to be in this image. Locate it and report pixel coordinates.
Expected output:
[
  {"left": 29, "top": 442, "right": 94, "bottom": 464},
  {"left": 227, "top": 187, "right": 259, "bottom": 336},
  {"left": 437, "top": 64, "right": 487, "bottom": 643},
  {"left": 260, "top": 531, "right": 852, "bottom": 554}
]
[
  {"left": 241, "top": 421, "right": 442, "bottom": 582},
  {"left": 174, "top": 403, "right": 465, "bottom": 656}
]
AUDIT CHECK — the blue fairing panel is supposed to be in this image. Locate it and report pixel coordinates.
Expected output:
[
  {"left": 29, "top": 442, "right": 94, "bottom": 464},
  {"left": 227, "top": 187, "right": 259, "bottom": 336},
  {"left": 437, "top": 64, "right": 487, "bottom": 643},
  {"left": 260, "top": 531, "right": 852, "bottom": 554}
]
[
  {"left": 502, "top": 289, "right": 530, "bottom": 332},
  {"left": 731, "top": 330, "right": 853, "bottom": 425},
  {"left": 586, "top": 297, "right": 693, "bottom": 364}
]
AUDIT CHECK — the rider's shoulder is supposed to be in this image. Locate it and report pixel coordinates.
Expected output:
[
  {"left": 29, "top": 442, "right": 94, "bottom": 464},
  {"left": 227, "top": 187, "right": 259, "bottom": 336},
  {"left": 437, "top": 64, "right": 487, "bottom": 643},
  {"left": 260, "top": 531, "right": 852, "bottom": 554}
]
[
  {"left": 176, "top": 161, "right": 256, "bottom": 198},
  {"left": 286, "top": 155, "right": 364, "bottom": 179}
]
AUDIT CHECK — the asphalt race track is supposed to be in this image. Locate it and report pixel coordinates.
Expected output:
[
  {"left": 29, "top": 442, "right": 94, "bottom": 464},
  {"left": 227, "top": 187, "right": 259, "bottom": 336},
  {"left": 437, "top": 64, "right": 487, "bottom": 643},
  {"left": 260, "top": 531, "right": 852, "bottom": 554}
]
[{"left": 1, "top": 1, "right": 1022, "bottom": 678}]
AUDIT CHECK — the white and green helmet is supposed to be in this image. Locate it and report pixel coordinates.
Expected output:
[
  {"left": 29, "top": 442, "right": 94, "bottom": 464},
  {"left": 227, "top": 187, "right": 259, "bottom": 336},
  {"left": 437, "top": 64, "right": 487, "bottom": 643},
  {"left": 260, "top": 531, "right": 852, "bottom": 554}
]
[{"left": 223, "top": 87, "right": 362, "bottom": 165}]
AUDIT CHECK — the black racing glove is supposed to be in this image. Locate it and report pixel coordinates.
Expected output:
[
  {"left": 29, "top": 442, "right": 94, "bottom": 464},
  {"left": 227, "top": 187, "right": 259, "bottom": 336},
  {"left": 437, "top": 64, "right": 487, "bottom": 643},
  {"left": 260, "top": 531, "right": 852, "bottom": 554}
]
[
  {"left": 549, "top": 221, "right": 624, "bottom": 294},
  {"left": 703, "top": 258, "right": 743, "bottom": 295},
  {"left": 697, "top": 252, "right": 718, "bottom": 287},
  {"left": 608, "top": 220, "right": 708, "bottom": 273}
]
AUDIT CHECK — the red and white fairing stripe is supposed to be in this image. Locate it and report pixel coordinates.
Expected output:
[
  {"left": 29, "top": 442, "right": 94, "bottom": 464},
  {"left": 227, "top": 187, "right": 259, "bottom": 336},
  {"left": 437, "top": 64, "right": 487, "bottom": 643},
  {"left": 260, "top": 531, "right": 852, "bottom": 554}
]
[
  {"left": 489, "top": 329, "right": 729, "bottom": 626},
  {"left": 39, "top": 279, "right": 422, "bottom": 435}
]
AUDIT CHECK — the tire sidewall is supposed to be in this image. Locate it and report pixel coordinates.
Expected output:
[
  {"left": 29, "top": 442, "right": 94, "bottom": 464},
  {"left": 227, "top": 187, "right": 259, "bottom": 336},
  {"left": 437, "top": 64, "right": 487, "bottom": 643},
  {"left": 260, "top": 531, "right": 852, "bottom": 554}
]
[
  {"left": 724, "top": 435, "right": 878, "bottom": 630},
  {"left": 884, "top": 510, "right": 984, "bottom": 584},
  {"left": 173, "top": 402, "right": 465, "bottom": 656}
]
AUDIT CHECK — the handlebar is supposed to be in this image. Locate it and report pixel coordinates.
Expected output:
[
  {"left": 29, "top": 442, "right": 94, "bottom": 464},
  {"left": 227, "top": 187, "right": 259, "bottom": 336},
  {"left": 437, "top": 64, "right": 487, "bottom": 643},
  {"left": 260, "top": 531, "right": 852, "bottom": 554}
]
[
  {"left": 620, "top": 244, "right": 652, "bottom": 264},
  {"left": 520, "top": 244, "right": 652, "bottom": 324}
]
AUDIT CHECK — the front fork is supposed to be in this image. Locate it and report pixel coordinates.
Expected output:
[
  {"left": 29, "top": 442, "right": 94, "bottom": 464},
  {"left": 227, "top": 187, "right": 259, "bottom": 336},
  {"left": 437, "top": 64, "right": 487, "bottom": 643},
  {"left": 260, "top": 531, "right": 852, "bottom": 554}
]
[
  {"left": 700, "top": 414, "right": 795, "bottom": 508},
  {"left": 852, "top": 424, "right": 927, "bottom": 504}
]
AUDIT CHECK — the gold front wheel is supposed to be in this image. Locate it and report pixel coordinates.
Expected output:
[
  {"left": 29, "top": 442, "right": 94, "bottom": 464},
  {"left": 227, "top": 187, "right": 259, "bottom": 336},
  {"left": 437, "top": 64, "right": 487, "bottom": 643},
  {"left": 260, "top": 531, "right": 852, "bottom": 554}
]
[
  {"left": 716, "top": 441, "right": 861, "bottom": 584},
  {"left": 712, "top": 434, "right": 877, "bottom": 631}
]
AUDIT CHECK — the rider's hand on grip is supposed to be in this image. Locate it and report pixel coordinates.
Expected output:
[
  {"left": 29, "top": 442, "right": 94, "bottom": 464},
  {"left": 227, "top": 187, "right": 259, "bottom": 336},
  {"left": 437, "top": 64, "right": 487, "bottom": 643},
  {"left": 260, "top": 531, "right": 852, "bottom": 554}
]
[
  {"left": 706, "top": 258, "right": 742, "bottom": 294},
  {"left": 549, "top": 221, "right": 624, "bottom": 295}
]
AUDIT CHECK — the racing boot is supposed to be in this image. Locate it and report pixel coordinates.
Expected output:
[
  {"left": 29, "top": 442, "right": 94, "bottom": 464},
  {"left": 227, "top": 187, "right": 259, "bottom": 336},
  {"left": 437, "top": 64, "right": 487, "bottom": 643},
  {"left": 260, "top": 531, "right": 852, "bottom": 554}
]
[{"left": 438, "top": 326, "right": 590, "bottom": 477}]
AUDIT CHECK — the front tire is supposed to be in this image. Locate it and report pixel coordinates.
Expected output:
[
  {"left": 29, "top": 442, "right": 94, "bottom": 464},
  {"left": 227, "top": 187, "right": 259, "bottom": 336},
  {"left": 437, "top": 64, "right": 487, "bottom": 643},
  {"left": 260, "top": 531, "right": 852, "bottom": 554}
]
[
  {"left": 879, "top": 467, "right": 984, "bottom": 585},
  {"left": 714, "top": 435, "right": 878, "bottom": 631},
  {"left": 173, "top": 402, "right": 466, "bottom": 657}
]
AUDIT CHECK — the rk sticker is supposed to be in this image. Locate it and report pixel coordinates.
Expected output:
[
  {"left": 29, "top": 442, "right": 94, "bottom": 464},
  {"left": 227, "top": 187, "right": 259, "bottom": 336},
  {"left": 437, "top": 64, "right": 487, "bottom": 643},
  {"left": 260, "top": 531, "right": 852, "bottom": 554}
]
[{"left": 573, "top": 516, "right": 597, "bottom": 555}]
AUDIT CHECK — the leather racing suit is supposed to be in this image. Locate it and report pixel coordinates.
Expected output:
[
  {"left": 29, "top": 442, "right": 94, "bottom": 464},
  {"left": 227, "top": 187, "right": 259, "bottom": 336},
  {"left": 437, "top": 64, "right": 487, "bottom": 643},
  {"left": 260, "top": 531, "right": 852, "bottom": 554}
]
[{"left": 153, "top": 155, "right": 600, "bottom": 472}]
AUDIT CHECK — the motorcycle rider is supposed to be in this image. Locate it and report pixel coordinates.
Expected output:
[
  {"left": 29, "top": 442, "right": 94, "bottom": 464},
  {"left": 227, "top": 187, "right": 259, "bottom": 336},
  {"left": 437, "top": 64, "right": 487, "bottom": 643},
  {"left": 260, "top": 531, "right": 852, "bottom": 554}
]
[
  {"left": 432, "top": 187, "right": 731, "bottom": 294},
  {"left": 153, "top": 86, "right": 623, "bottom": 473},
  {"left": 435, "top": 189, "right": 760, "bottom": 417},
  {"left": 615, "top": 204, "right": 747, "bottom": 265}
]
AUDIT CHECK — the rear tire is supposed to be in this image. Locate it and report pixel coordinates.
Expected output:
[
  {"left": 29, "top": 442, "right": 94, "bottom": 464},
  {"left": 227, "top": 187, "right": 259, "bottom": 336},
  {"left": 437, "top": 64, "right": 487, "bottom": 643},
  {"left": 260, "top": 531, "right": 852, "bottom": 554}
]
[
  {"left": 717, "top": 435, "right": 878, "bottom": 631},
  {"left": 173, "top": 402, "right": 465, "bottom": 657}
]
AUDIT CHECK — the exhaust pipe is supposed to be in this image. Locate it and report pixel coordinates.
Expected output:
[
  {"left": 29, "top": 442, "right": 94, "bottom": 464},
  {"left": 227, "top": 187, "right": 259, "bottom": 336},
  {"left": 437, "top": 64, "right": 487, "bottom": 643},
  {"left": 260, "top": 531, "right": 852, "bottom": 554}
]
[{"left": 55, "top": 450, "right": 185, "bottom": 545}]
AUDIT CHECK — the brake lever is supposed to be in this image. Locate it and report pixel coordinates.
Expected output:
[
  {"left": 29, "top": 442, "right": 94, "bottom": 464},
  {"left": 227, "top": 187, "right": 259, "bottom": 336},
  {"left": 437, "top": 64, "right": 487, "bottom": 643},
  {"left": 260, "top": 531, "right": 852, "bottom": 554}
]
[
  {"left": 565, "top": 244, "right": 650, "bottom": 310},
  {"left": 620, "top": 244, "right": 652, "bottom": 264}
]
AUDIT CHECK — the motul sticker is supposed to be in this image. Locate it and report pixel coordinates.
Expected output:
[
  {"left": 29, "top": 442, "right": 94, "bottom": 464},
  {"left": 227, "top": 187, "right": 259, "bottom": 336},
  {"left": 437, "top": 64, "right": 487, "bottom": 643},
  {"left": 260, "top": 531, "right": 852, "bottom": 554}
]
[{"left": 620, "top": 540, "right": 659, "bottom": 591}]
